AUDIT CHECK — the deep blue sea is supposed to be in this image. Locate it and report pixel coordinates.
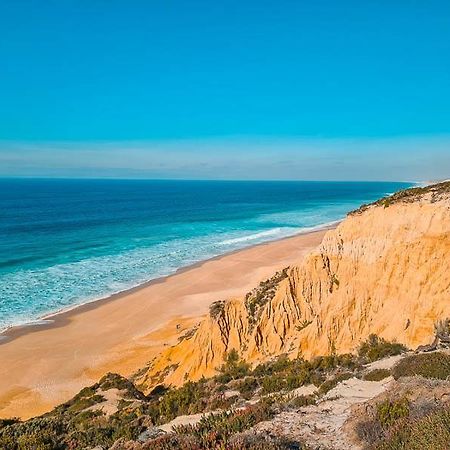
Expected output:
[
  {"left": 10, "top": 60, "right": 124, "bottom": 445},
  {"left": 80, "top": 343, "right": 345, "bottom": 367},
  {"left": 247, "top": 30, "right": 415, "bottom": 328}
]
[{"left": 0, "top": 179, "right": 412, "bottom": 331}]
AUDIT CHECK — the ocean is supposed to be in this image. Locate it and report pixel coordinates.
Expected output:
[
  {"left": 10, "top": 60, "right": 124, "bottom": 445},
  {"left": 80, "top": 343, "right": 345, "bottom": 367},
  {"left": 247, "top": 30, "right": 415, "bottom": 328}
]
[{"left": 0, "top": 179, "right": 412, "bottom": 331}]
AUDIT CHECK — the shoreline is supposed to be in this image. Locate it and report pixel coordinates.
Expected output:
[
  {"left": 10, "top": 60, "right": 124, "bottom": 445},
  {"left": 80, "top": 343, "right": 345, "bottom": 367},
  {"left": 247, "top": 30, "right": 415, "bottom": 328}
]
[
  {"left": 0, "top": 225, "right": 333, "bottom": 420},
  {"left": 0, "top": 221, "right": 339, "bottom": 345}
]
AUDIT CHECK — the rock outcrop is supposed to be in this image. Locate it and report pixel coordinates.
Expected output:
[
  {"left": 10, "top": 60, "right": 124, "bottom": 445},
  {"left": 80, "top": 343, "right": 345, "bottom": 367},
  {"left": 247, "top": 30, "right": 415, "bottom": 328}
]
[{"left": 136, "top": 182, "right": 450, "bottom": 390}]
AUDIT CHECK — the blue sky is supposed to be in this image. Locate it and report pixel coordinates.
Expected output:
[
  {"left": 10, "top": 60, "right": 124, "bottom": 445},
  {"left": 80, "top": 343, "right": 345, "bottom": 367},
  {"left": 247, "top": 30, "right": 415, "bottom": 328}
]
[{"left": 0, "top": 1, "right": 449, "bottom": 180}]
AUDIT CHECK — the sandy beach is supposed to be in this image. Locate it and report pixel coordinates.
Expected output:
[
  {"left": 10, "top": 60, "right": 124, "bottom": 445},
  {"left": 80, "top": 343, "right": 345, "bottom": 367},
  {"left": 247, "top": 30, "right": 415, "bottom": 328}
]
[{"left": 0, "top": 228, "right": 328, "bottom": 420}]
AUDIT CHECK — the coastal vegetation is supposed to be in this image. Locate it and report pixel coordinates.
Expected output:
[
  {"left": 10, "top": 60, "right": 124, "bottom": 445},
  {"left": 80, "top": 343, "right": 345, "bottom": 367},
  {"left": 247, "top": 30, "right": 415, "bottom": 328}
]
[
  {"left": 373, "top": 408, "right": 450, "bottom": 450},
  {"left": 352, "top": 350, "right": 450, "bottom": 450},
  {"left": 349, "top": 180, "right": 450, "bottom": 215},
  {"left": 363, "top": 369, "right": 391, "bottom": 382},
  {"left": 244, "top": 268, "right": 289, "bottom": 327},
  {"left": 391, "top": 351, "right": 450, "bottom": 380},
  {"left": 357, "top": 334, "right": 407, "bottom": 363},
  {"left": 2, "top": 337, "right": 450, "bottom": 449},
  {"left": 6, "top": 335, "right": 448, "bottom": 450}
]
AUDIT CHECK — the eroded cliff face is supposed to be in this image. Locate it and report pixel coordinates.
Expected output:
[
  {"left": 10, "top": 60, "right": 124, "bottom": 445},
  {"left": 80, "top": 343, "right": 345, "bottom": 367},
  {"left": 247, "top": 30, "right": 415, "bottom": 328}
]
[{"left": 137, "top": 183, "right": 450, "bottom": 390}]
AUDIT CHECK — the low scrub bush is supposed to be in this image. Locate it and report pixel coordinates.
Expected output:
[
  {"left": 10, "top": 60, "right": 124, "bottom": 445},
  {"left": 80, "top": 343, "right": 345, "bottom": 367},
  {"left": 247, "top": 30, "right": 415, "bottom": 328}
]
[
  {"left": 392, "top": 352, "right": 450, "bottom": 380},
  {"left": 209, "top": 300, "right": 225, "bottom": 320},
  {"left": 363, "top": 369, "right": 391, "bottom": 382},
  {"left": 235, "top": 377, "right": 259, "bottom": 399},
  {"left": 311, "top": 353, "right": 357, "bottom": 371},
  {"left": 354, "top": 398, "right": 410, "bottom": 446},
  {"left": 156, "top": 380, "right": 209, "bottom": 423},
  {"left": 145, "top": 431, "right": 305, "bottom": 450},
  {"left": 261, "top": 369, "right": 315, "bottom": 395},
  {"left": 287, "top": 394, "right": 316, "bottom": 408},
  {"left": 376, "top": 398, "right": 410, "bottom": 428},
  {"left": 216, "top": 350, "right": 251, "bottom": 383},
  {"left": 358, "top": 335, "right": 407, "bottom": 362},
  {"left": 374, "top": 407, "right": 450, "bottom": 450},
  {"left": 0, "top": 418, "right": 20, "bottom": 429},
  {"left": 252, "top": 354, "right": 292, "bottom": 377},
  {"left": 172, "top": 402, "right": 273, "bottom": 448},
  {"left": 318, "top": 372, "right": 353, "bottom": 395}
]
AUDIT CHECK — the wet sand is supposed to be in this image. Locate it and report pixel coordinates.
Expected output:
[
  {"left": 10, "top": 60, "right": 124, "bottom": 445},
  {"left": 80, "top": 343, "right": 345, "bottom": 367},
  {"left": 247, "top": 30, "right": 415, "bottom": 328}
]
[{"left": 0, "top": 228, "right": 329, "bottom": 419}]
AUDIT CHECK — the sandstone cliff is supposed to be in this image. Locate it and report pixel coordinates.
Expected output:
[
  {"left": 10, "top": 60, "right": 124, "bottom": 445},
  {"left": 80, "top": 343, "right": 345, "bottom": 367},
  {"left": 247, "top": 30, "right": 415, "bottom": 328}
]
[{"left": 136, "top": 182, "right": 450, "bottom": 390}]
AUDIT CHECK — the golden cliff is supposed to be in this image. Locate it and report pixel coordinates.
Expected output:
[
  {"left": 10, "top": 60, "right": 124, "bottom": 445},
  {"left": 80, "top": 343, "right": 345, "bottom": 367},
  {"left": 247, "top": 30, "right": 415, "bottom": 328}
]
[{"left": 136, "top": 182, "right": 450, "bottom": 390}]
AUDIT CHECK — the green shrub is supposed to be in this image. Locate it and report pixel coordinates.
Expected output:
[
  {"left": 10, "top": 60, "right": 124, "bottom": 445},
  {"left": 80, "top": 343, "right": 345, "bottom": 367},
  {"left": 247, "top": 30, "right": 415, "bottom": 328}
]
[
  {"left": 173, "top": 401, "right": 273, "bottom": 448},
  {"left": 252, "top": 355, "right": 292, "bottom": 377},
  {"left": 216, "top": 350, "right": 251, "bottom": 383},
  {"left": 209, "top": 300, "right": 225, "bottom": 320},
  {"left": 254, "top": 354, "right": 359, "bottom": 395},
  {"left": 392, "top": 352, "right": 450, "bottom": 380},
  {"left": 261, "top": 374, "right": 286, "bottom": 394},
  {"left": 147, "top": 431, "right": 305, "bottom": 450},
  {"left": 245, "top": 269, "right": 288, "bottom": 322},
  {"left": 235, "top": 377, "right": 259, "bottom": 399},
  {"left": 311, "top": 353, "right": 358, "bottom": 371},
  {"left": 0, "top": 418, "right": 20, "bottom": 429},
  {"left": 364, "top": 369, "right": 391, "bottom": 382},
  {"left": 376, "top": 398, "right": 410, "bottom": 428},
  {"left": 288, "top": 394, "right": 316, "bottom": 408},
  {"left": 318, "top": 372, "right": 353, "bottom": 395},
  {"left": 67, "top": 394, "right": 105, "bottom": 412},
  {"left": 310, "top": 355, "right": 337, "bottom": 371},
  {"left": 157, "top": 380, "right": 208, "bottom": 423},
  {"left": 260, "top": 368, "right": 314, "bottom": 395},
  {"left": 358, "top": 335, "right": 407, "bottom": 362},
  {"left": 374, "top": 407, "right": 450, "bottom": 450}
]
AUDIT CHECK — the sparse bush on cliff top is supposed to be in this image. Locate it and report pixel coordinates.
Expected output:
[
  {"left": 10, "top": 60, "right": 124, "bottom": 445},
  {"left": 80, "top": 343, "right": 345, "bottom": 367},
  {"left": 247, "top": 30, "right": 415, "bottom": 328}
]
[
  {"left": 358, "top": 334, "right": 407, "bottom": 362},
  {"left": 209, "top": 300, "right": 225, "bottom": 320},
  {"left": 349, "top": 181, "right": 450, "bottom": 215},
  {"left": 392, "top": 351, "right": 450, "bottom": 380}
]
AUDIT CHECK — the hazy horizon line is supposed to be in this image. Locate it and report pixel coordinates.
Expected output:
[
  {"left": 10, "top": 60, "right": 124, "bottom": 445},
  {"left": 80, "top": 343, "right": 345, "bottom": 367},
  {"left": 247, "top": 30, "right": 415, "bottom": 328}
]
[{"left": 0, "top": 135, "right": 448, "bottom": 182}]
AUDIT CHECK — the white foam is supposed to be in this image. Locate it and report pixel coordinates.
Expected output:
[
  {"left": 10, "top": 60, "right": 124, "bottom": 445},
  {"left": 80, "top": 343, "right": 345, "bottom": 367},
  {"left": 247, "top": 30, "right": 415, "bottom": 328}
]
[
  {"left": 0, "top": 220, "right": 340, "bottom": 332},
  {"left": 218, "top": 228, "right": 285, "bottom": 246}
]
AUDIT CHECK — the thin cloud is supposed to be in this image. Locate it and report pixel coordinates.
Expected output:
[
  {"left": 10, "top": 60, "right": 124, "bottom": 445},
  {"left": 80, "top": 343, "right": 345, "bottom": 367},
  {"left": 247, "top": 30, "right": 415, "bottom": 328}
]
[{"left": 0, "top": 135, "right": 448, "bottom": 181}]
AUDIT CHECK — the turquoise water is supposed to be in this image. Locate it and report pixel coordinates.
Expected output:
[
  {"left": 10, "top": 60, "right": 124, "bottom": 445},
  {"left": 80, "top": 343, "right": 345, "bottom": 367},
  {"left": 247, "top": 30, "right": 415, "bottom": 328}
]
[{"left": 0, "top": 179, "right": 412, "bottom": 331}]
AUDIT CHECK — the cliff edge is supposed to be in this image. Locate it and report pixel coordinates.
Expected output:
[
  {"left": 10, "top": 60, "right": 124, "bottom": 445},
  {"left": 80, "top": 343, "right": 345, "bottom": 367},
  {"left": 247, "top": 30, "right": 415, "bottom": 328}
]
[{"left": 136, "top": 182, "right": 450, "bottom": 390}]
